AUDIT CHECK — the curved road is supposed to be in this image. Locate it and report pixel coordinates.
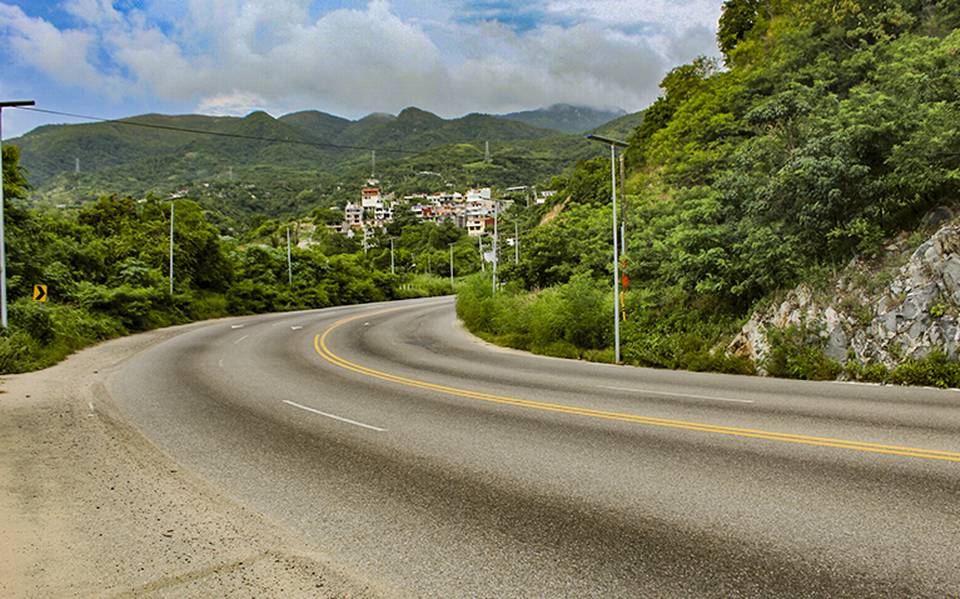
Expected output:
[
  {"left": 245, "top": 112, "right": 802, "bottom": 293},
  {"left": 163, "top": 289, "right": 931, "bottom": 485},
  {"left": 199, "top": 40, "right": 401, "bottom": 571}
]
[{"left": 110, "top": 297, "right": 960, "bottom": 597}]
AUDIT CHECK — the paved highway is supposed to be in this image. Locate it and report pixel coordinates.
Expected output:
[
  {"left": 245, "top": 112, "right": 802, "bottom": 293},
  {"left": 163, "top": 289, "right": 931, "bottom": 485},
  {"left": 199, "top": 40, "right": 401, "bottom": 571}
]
[{"left": 110, "top": 297, "right": 960, "bottom": 597}]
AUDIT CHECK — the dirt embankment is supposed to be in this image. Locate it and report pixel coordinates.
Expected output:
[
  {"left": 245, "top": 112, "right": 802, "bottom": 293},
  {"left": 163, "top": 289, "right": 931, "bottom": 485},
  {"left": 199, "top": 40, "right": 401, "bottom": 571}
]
[{"left": 0, "top": 322, "right": 378, "bottom": 598}]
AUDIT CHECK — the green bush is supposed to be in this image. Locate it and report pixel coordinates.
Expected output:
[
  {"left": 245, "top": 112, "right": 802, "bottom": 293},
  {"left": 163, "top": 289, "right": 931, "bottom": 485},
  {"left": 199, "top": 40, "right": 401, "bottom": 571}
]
[
  {"left": 0, "top": 330, "right": 41, "bottom": 373},
  {"left": 844, "top": 359, "right": 890, "bottom": 383},
  {"left": 9, "top": 299, "right": 56, "bottom": 344},
  {"left": 456, "top": 274, "right": 495, "bottom": 333},
  {"left": 763, "top": 324, "right": 842, "bottom": 381},
  {"left": 889, "top": 352, "right": 960, "bottom": 388}
]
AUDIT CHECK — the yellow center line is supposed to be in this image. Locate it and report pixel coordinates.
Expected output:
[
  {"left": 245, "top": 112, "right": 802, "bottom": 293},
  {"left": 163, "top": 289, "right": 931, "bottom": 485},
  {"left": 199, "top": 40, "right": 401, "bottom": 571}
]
[{"left": 313, "top": 308, "right": 960, "bottom": 463}]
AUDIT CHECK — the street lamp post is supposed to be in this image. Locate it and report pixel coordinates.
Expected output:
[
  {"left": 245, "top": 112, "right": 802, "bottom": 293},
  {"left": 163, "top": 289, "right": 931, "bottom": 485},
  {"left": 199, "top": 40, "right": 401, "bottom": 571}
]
[
  {"left": 0, "top": 100, "right": 35, "bottom": 327},
  {"left": 586, "top": 134, "right": 629, "bottom": 364},
  {"left": 492, "top": 198, "right": 498, "bottom": 295},
  {"left": 478, "top": 234, "right": 484, "bottom": 272},
  {"left": 514, "top": 221, "right": 519, "bottom": 264},
  {"left": 448, "top": 243, "right": 455, "bottom": 290},
  {"left": 169, "top": 202, "right": 175, "bottom": 295},
  {"left": 286, "top": 226, "right": 293, "bottom": 286},
  {"left": 390, "top": 238, "right": 395, "bottom": 275}
]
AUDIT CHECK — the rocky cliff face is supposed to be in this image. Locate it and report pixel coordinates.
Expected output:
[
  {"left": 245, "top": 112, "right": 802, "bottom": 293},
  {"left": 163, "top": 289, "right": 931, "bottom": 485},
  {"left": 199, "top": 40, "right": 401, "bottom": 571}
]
[{"left": 729, "top": 208, "right": 960, "bottom": 372}]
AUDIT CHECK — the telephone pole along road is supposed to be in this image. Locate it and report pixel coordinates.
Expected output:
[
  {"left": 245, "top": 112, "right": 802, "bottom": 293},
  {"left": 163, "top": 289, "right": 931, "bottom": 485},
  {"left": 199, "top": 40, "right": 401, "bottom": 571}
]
[{"left": 24, "top": 297, "right": 960, "bottom": 596}]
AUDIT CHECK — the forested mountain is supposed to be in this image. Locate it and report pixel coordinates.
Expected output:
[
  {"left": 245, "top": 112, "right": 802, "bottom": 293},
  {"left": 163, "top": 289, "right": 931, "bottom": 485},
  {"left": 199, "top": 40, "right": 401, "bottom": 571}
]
[
  {"left": 0, "top": 142, "right": 476, "bottom": 374},
  {"left": 13, "top": 106, "right": 609, "bottom": 230},
  {"left": 459, "top": 0, "right": 960, "bottom": 385},
  {"left": 502, "top": 104, "right": 627, "bottom": 133}
]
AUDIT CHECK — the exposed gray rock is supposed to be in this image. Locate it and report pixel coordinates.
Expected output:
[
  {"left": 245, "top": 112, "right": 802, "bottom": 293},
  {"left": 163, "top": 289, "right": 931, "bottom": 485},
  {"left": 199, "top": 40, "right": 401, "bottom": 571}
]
[{"left": 729, "top": 219, "right": 960, "bottom": 372}]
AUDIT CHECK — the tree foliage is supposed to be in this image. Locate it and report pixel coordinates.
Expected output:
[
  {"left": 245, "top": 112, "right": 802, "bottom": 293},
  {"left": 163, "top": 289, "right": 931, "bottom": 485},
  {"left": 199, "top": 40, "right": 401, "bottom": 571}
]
[
  {"left": 465, "top": 0, "right": 960, "bottom": 379},
  {"left": 0, "top": 149, "right": 461, "bottom": 373}
]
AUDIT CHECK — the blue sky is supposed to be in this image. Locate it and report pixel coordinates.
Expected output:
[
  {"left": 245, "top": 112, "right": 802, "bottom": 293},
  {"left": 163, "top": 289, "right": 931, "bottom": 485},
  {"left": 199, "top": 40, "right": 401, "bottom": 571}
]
[{"left": 0, "top": 0, "right": 724, "bottom": 138}]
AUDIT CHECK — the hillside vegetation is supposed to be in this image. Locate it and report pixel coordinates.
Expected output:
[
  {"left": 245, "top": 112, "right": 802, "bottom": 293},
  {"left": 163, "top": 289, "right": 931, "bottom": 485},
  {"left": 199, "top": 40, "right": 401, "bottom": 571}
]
[
  {"left": 14, "top": 106, "right": 615, "bottom": 233},
  {"left": 0, "top": 146, "right": 481, "bottom": 374},
  {"left": 501, "top": 104, "right": 627, "bottom": 133},
  {"left": 459, "top": 0, "right": 960, "bottom": 383}
]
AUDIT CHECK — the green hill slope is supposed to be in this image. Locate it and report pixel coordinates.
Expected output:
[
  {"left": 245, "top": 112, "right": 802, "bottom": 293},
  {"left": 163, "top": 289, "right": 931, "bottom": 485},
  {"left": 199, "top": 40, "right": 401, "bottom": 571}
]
[
  {"left": 460, "top": 0, "right": 960, "bottom": 380},
  {"left": 502, "top": 104, "right": 627, "bottom": 133},
  {"left": 12, "top": 106, "right": 614, "bottom": 230}
]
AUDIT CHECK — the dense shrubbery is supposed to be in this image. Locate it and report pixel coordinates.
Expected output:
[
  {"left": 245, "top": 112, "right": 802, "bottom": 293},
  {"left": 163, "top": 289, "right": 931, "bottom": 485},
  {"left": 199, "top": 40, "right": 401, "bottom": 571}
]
[
  {"left": 458, "top": 0, "right": 960, "bottom": 384},
  {"left": 763, "top": 324, "right": 842, "bottom": 381},
  {"left": 0, "top": 145, "right": 459, "bottom": 374},
  {"left": 457, "top": 274, "right": 614, "bottom": 361},
  {"left": 457, "top": 273, "right": 752, "bottom": 371},
  {"left": 845, "top": 351, "right": 960, "bottom": 388}
]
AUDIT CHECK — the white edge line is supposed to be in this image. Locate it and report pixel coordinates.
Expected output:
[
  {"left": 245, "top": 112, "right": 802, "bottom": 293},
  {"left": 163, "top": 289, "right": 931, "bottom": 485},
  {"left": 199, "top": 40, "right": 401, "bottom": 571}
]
[
  {"left": 231, "top": 324, "right": 245, "bottom": 329},
  {"left": 218, "top": 358, "right": 224, "bottom": 369},
  {"left": 282, "top": 400, "right": 387, "bottom": 432},
  {"left": 291, "top": 325, "right": 303, "bottom": 331},
  {"left": 600, "top": 385, "right": 755, "bottom": 404},
  {"left": 233, "top": 334, "right": 249, "bottom": 345}
]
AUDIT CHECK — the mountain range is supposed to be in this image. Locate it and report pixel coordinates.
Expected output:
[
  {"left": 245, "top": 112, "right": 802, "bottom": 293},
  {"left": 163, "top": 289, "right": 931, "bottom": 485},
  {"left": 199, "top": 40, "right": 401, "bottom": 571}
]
[
  {"left": 11, "top": 104, "right": 642, "bottom": 232},
  {"left": 501, "top": 104, "right": 627, "bottom": 133}
]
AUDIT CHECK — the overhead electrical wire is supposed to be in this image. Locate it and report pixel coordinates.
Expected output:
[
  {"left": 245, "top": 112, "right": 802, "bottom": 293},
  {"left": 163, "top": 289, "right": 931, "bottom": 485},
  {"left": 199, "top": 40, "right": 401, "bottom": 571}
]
[
  {"left": 16, "top": 106, "right": 596, "bottom": 165},
  {"left": 18, "top": 106, "right": 420, "bottom": 155}
]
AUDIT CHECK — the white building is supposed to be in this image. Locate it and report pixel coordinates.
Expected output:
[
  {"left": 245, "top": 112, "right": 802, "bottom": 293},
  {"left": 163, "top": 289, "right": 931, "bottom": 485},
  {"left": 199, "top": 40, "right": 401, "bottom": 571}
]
[
  {"left": 466, "top": 187, "right": 492, "bottom": 203},
  {"left": 361, "top": 187, "right": 383, "bottom": 209},
  {"left": 344, "top": 202, "right": 363, "bottom": 228},
  {"left": 536, "top": 190, "right": 557, "bottom": 205}
]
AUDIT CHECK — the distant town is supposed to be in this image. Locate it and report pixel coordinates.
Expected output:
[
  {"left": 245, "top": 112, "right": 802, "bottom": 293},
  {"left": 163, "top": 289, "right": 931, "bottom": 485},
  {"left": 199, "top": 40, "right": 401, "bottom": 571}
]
[{"left": 324, "top": 181, "right": 556, "bottom": 242}]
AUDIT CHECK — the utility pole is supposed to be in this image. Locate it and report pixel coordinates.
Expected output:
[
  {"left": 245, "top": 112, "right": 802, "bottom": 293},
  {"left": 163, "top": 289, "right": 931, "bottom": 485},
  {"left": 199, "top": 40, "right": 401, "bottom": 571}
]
[
  {"left": 449, "top": 243, "right": 455, "bottom": 290},
  {"left": 610, "top": 145, "right": 619, "bottom": 362},
  {"left": 514, "top": 222, "right": 519, "bottom": 264},
  {"left": 0, "top": 100, "right": 35, "bottom": 328},
  {"left": 492, "top": 199, "right": 498, "bottom": 294},
  {"left": 586, "top": 134, "right": 629, "bottom": 364},
  {"left": 485, "top": 141, "right": 490, "bottom": 163},
  {"left": 371, "top": 151, "right": 376, "bottom": 178},
  {"left": 75, "top": 157, "right": 80, "bottom": 174},
  {"left": 620, "top": 151, "right": 627, "bottom": 256},
  {"left": 169, "top": 202, "right": 175, "bottom": 296},
  {"left": 286, "top": 226, "right": 293, "bottom": 286},
  {"left": 478, "top": 235, "right": 485, "bottom": 272},
  {"left": 390, "top": 238, "right": 395, "bottom": 275}
]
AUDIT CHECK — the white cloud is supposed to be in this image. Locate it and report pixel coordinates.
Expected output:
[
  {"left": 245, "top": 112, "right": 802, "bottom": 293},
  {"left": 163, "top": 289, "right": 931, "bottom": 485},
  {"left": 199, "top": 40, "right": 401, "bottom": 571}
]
[
  {"left": 196, "top": 91, "right": 272, "bottom": 116},
  {"left": 545, "top": 0, "right": 723, "bottom": 32},
  {"left": 0, "top": 4, "right": 107, "bottom": 89},
  {"left": 0, "top": 0, "right": 724, "bottom": 119}
]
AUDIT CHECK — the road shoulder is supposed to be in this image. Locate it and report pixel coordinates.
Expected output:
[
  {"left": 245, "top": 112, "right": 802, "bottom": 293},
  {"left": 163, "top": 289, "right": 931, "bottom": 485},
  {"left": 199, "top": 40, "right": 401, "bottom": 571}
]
[{"left": 0, "top": 320, "right": 379, "bottom": 598}]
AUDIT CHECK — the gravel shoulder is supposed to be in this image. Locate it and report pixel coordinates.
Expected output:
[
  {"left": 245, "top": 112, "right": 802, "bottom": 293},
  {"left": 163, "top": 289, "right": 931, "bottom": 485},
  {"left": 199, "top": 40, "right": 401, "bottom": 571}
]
[{"left": 0, "top": 319, "right": 379, "bottom": 598}]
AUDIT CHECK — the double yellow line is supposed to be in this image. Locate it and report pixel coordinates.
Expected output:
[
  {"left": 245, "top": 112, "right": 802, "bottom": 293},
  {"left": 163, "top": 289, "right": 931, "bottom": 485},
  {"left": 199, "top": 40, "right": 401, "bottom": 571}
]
[{"left": 314, "top": 311, "right": 960, "bottom": 463}]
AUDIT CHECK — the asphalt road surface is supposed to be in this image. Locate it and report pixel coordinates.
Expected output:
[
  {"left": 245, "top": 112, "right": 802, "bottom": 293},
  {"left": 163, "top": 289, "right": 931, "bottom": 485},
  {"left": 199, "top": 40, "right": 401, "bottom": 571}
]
[{"left": 110, "top": 296, "right": 960, "bottom": 597}]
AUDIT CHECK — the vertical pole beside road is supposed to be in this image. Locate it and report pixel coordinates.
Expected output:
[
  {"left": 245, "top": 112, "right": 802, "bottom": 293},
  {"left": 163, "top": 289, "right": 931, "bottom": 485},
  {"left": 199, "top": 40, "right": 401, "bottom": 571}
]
[
  {"left": 479, "top": 235, "right": 484, "bottom": 272},
  {"left": 169, "top": 203, "right": 175, "bottom": 296},
  {"left": 585, "top": 133, "right": 628, "bottom": 364},
  {"left": 514, "top": 222, "right": 519, "bottom": 264},
  {"left": 168, "top": 203, "right": 175, "bottom": 296},
  {"left": 492, "top": 199, "right": 498, "bottom": 295},
  {"left": 0, "top": 100, "right": 36, "bottom": 327},
  {"left": 620, "top": 152, "right": 627, "bottom": 256},
  {"left": 449, "top": 243, "right": 454, "bottom": 290},
  {"left": 610, "top": 144, "right": 620, "bottom": 363},
  {"left": 286, "top": 226, "right": 293, "bottom": 286},
  {"left": 390, "top": 238, "right": 395, "bottom": 275},
  {"left": 0, "top": 108, "right": 7, "bottom": 327}
]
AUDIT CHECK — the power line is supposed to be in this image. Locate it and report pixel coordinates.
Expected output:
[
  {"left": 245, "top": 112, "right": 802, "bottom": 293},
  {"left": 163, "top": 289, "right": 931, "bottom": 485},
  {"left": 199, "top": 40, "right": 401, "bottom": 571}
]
[
  {"left": 18, "top": 107, "right": 421, "bottom": 155},
  {"left": 16, "top": 106, "right": 596, "bottom": 166}
]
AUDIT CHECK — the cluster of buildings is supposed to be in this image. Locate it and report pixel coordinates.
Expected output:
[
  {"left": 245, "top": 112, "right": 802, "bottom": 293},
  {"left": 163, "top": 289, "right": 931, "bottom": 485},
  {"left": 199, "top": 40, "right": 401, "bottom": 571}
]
[{"left": 327, "top": 181, "right": 556, "bottom": 240}]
